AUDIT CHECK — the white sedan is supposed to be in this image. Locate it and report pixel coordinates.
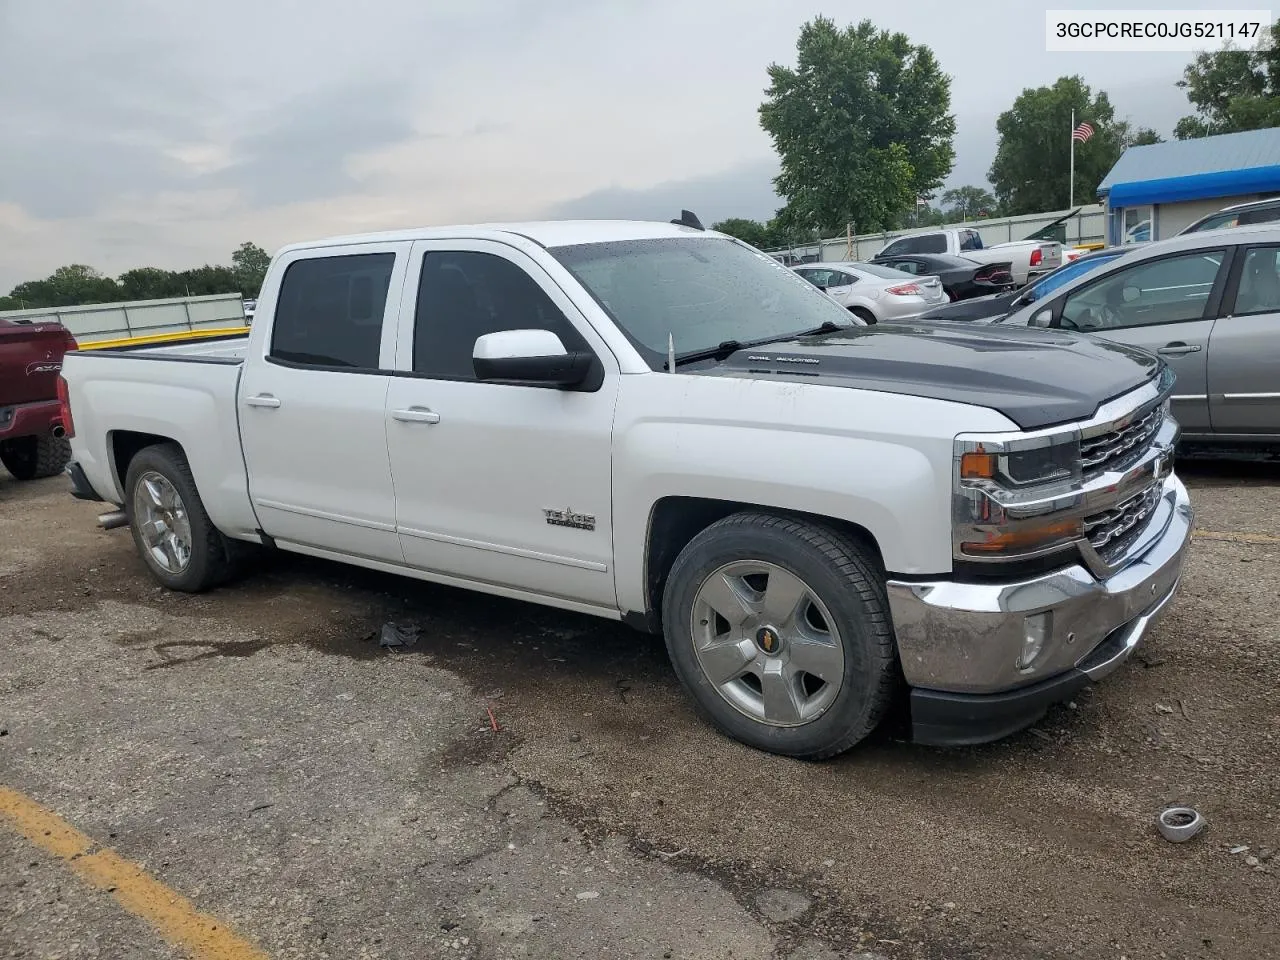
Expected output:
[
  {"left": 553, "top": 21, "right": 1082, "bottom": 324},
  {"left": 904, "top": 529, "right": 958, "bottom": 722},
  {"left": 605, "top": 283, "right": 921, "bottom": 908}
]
[{"left": 793, "top": 262, "right": 947, "bottom": 323}]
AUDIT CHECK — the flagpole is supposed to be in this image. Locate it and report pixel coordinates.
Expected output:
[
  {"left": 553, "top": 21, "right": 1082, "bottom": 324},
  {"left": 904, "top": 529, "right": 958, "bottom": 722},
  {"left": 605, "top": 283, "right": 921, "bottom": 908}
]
[{"left": 1069, "top": 108, "right": 1075, "bottom": 210}]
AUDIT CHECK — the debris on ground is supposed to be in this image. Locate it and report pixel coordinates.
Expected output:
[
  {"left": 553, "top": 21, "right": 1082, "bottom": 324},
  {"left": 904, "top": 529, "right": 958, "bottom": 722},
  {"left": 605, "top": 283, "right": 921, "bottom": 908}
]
[
  {"left": 1230, "top": 845, "right": 1250, "bottom": 854},
  {"left": 378, "top": 622, "right": 420, "bottom": 650},
  {"left": 1155, "top": 703, "right": 1175, "bottom": 715},
  {"left": 1157, "top": 807, "right": 1206, "bottom": 843}
]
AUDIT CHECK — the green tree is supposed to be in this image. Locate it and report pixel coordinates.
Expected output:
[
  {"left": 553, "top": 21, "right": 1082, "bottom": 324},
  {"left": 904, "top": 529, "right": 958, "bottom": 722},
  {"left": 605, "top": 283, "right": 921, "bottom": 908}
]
[
  {"left": 989, "top": 76, "right": 1136, "bottom": 215},
  {"left": 230, "top": 242, "right": 271, "bottom": 295},
  {"left": 941, "top": 185, "right": 997, "bottom": 219},
  {"left": 1123, "top": 126, "right": 1164, "bottom": 147},
  {"left": 1175, "top": 22, "right": 1280, "bottom": 138},
  {"left": 710, "top": 218, "right": 772, "bottom": 247},
  {"left": 8, "top": 265, "right": 120, "bottom": 308},
  {"left": 759, "top": 16, "right": 955, "bottom": 235},
  {"left": 118, "top": 267, "right": 182, "bottom": 301}
]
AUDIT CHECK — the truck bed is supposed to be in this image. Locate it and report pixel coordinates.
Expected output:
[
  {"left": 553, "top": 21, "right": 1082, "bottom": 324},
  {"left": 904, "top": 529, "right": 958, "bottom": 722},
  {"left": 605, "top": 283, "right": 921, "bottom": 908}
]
[{"left": 61, "top": 333, "right": 260, "bottom": 540}]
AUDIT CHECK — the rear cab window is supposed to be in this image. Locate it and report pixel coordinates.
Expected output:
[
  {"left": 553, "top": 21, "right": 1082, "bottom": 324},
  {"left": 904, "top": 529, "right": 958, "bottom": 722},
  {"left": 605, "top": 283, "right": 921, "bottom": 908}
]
[{"left": 270, "top": 253, "right": 396, "bottom": 369}]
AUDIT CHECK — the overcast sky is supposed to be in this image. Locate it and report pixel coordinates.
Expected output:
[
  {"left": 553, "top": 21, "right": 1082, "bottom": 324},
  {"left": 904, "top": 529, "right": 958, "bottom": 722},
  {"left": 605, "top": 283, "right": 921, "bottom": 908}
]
[{"left": 0, "top": 1, "right": 1219, "bottom": 290}]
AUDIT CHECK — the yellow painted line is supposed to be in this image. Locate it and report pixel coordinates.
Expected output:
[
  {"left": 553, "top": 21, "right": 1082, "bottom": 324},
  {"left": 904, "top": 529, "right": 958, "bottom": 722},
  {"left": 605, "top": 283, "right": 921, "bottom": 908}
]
[
  {"left": 0, "top": 786, "right": 268, "bottom": 960},
  {"left": 80, "top": 327, "right": 250, "bottom": 350},
  {"left": 1193, "top": 529, "right": 1280, "bottom": 545}
]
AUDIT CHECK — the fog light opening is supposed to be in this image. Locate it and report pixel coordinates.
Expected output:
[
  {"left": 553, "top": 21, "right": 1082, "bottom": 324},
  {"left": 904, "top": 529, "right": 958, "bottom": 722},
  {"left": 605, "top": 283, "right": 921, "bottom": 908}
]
[{"left": 1018, "top": 612, "right": 1053, "bottom": 673}]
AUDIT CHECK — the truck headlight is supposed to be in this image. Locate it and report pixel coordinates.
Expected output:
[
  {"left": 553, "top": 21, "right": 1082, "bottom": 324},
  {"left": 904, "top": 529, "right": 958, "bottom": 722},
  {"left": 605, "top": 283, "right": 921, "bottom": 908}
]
[{"left": 954, "top": 431, "right": 1084, "bottom": 561}]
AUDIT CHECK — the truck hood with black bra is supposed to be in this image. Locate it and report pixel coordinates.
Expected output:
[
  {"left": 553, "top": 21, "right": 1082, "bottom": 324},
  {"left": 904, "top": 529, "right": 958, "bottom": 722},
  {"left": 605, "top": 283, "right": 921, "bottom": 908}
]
[{"left": 688, "top": 320, "right": 1162, "bottom": 431}]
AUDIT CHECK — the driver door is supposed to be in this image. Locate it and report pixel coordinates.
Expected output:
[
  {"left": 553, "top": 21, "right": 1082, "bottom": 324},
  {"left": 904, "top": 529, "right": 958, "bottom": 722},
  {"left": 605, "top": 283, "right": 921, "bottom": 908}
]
[{"left": 1053, "top": 248, "right": 1230, "bottom": 434}]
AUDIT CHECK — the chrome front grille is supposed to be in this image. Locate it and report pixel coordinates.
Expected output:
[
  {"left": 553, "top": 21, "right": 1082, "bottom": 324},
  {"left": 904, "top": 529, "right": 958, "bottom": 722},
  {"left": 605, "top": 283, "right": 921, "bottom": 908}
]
[
  {"left": 1080, "top": 405, "right": 1163, "bottom": 475},
  {"left": 1084, "top": 483, "right": 1163, "bottom": 561}
]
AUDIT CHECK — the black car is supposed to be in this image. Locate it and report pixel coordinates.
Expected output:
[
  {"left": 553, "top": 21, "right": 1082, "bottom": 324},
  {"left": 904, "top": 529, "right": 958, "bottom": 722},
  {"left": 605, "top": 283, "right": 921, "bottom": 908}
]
[
  {"left": 917, "top": 248, "right": 1126, "bottom": 323},
  {"left": 868, "top": 253, "right": 1015, "bottom": 301}
]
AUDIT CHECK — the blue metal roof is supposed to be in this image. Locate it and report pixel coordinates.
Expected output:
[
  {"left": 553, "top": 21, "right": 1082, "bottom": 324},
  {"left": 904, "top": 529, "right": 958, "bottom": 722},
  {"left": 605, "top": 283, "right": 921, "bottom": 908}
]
[{"left": 1098, "top": 127, "right": 1280, "bottom": 206}]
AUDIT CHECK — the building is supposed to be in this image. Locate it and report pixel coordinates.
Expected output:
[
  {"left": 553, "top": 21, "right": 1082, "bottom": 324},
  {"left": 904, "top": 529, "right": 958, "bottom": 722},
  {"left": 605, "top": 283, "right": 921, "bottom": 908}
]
[{"left": 1097, "top": 127, "right": 1280, "bottom": 246}]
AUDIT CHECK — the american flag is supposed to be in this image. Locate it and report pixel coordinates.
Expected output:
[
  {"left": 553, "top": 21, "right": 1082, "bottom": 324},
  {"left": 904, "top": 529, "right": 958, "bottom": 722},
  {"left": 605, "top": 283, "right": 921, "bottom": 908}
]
[{"left": 1071, "top": 121, "right": 1095, "bottom": 144}]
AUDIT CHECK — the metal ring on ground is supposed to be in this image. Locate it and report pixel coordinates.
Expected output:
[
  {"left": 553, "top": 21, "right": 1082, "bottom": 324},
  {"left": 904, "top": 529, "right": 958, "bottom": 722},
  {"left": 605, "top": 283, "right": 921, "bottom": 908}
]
[{"left": 1157, "top": 806, "right": 1206, "bottom": 842}]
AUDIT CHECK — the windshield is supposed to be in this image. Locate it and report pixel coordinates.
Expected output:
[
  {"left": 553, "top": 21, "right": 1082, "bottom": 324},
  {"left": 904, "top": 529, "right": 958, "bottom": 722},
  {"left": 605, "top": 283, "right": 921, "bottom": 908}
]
[{"left": 550, "top": 237, "right": 857, "bottom": 368}]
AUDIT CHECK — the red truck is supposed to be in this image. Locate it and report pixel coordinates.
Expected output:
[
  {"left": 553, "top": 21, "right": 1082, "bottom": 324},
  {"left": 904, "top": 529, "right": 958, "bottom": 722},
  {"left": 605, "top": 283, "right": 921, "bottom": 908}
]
[{"left": 0, "top": 317, "right": 77, "bottom": 481}]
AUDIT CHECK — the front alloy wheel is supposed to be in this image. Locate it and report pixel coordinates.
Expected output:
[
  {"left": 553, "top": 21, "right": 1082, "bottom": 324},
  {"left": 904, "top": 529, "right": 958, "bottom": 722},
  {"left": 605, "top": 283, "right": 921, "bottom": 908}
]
[
  {"left": 691, "top": 560, "right": 845, "bottom": 727},
  {"left": 662, "top": 512, "right": 898, "bottom": 759}
]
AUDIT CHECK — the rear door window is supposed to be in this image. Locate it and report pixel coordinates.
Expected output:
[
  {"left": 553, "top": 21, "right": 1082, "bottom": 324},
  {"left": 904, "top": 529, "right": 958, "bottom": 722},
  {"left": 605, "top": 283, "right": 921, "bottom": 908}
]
[
  {"left": 270, "top": 253, "right": 395, "bottom": 369},
  {"left": 1228, "top": 247, "right": 1280, "bottom": 315},
  {"left": 919, "top": 234, "right": 948, "bottom": 254}
]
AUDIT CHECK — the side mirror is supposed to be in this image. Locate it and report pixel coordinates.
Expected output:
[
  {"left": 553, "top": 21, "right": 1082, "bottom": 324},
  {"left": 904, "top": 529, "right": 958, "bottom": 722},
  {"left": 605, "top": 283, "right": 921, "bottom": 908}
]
[
  {"left": 1029, "top": 309, "right": 1053, "bottom": 328},
  {"left": 1122, "top": 285, "right": 1141, "bottom": 303},
  {"left": 472, "top": 329, "right": 594, "bottom": 388}
]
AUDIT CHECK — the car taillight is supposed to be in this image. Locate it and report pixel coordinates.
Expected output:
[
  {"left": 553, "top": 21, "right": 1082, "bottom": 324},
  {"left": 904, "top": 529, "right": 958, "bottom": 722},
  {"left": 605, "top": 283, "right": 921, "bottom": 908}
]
[
  {"left": 974, "top": 264, "right": 1013, "bottom": 284},
  {"left": 63, "top": 330, "right": 79, "bottom": 352},
  {"left": 1030, "top": 248, "right": 1043, "bottom": 267},
  {"left": 56, "top": 375, "right": 75, "bottom": 439},
  {"left": 886, "top": 283, "right": 922, "bottom": 296}
]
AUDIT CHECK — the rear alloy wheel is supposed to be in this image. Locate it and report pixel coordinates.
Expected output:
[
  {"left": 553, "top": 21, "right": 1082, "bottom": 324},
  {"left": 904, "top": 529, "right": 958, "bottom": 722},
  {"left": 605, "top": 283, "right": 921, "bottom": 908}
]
[
  {"left": 125, "top": 443, "right": 238, "bottom": 592},
  {"left": 662, "top": 512, "right": 898, "bottom": 759},
  {"left": 0, "top": 435, "right": 71, "bottom": 481}
]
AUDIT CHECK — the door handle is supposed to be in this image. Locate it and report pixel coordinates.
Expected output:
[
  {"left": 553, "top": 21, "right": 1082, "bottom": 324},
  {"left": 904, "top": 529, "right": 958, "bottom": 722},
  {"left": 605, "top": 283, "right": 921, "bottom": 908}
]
[
  {"left": 1156, "top": 343, "right": 1202, "bottom": 356},
  {"left": 391, "top": 407, "right": 441, "bottom": 424},
  {"left": 245, "top": 395, "right": 281, "bottom": 408}
]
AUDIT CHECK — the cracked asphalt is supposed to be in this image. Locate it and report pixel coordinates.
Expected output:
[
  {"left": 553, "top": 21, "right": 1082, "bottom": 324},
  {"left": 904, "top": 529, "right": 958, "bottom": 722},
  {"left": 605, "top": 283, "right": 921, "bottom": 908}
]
[{"left": 1, "top": 457, "right": 1277, "bottom": 959}]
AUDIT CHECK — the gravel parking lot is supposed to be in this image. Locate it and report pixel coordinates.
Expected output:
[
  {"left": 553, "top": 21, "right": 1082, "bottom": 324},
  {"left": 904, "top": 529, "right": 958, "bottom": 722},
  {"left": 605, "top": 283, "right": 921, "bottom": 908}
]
[{"left": 2, "top": 460, "right": 1278, "bottom": 960}]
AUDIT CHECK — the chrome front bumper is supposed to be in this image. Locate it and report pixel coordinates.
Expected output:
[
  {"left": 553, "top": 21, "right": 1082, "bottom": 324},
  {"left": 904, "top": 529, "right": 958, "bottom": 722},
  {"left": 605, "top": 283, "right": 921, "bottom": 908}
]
[{"left": 886, "top": 473, "right": 1192, "bottom": 698}]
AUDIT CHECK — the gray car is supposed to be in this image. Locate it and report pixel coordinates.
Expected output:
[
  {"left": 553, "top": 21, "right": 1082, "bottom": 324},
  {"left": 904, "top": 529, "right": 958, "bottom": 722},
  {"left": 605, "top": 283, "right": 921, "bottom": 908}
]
[
  {"left": 992, "top": 222, "right": 1280, "bottom": 446},
  {"left": 793, "top": 261, "right": 947, "bottom": 324}
]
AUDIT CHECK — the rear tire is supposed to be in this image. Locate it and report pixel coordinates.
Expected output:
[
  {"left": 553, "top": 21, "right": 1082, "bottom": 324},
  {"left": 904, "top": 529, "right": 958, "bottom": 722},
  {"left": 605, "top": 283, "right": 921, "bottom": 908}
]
[
  {"left": 124, "top": 443, "right": 238, "bottom": 592},
  {"left": 661, "top": 512, "right": 898, "bottom": 759},
  {"left": 849, "top": 307, "right": 877, "bottom": 325},
  {"left": 0, "top": 435, "right": 71, "bottom": 481}
]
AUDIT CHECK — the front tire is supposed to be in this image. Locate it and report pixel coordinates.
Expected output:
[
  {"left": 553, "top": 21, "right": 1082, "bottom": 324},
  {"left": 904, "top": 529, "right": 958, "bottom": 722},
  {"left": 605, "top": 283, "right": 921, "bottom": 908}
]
[
  {"left": 661, "top": 512, "right": 898, "bottom": 759},
  {"left": 0, "top": 435, "right": 71, "bottom": 481},
  {"left": 124, "top": 443, "right": 236, "bottom": 592}
]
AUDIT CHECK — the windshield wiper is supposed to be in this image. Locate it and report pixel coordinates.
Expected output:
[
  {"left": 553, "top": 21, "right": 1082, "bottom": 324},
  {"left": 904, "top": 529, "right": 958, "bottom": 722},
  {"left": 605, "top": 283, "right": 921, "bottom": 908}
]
[
  {"left": 788, "top": 320, "right": 843, "bottom": 337},
  {"left": 669, "top": 339, "right": 745, "bottom": 368},
  {"left": 668, "top": 322, "right": 846, "bottom": 369}
]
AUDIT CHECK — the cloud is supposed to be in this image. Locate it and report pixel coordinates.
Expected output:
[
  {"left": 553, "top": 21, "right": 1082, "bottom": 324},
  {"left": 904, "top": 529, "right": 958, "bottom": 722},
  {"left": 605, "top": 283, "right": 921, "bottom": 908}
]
[
  {"left": 0, "top": 0, "right": 1209, "bottom": 292},
  {"left": 542, "top": 158, "right": 782, "bottom": 225},
  {"left": 205, "top": 81, "right": 418, "bottom": 206}
]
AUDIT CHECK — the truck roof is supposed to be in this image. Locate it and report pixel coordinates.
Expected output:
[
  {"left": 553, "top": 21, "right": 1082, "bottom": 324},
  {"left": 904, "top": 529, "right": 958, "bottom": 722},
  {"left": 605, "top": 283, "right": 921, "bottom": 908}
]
[{"left": 277, "top": 219, "right": 717, "bottom": 256}]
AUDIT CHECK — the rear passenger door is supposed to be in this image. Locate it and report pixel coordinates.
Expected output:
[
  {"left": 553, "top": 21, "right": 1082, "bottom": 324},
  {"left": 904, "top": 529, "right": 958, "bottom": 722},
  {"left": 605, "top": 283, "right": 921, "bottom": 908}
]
[
  {"left": 239, "top": 242, "right": 410, "bottom": 562},
  {"left": 384, "top": 239, "right": 620, "bottom": 609},
  {"left": 1207, "top": 244, "right": 1280, "bottom": 437},
  {"left": 1052, "top": 248, "right": 1229, "bottom": 433}
]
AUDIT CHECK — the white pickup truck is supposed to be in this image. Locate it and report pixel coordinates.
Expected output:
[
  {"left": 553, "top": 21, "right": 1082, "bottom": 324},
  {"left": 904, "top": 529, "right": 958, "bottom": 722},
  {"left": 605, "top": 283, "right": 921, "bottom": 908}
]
[
  {"left": 61, "top": 217, "right": 1191, "bottom": 758},
  {"left": 876, "top": 227, "right": 1063, "bottom": 285}
]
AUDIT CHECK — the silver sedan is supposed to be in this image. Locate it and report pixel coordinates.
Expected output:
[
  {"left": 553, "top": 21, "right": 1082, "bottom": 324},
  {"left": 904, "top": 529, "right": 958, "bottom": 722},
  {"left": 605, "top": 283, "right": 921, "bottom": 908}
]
[{"left": 793, "top": 262, "right": 947, "bottom": 323}]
